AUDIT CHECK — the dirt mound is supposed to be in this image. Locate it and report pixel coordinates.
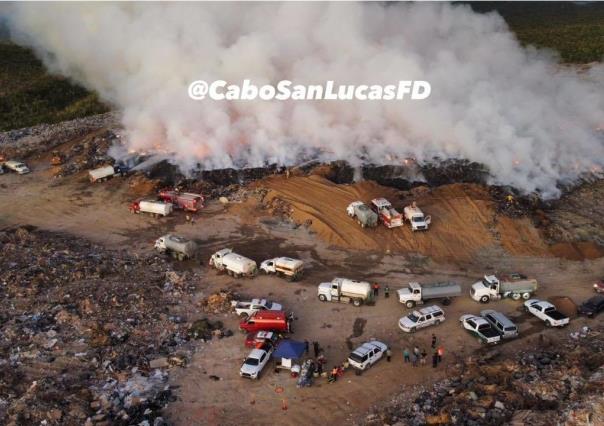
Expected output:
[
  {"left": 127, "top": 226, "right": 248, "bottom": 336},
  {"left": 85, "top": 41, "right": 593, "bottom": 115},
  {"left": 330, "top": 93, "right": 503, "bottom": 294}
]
[{"left": 256, "top": 175, "right": 551, "bottom": 262}]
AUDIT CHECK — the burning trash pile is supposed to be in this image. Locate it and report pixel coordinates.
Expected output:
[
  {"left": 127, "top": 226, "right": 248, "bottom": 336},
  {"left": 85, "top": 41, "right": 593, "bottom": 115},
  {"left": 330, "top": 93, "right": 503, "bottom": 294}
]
[
  {"left": 362, "top": 325, "right": 604, "bottom": 426},
  {"left": 0, "top": 226, "right": 206, "bottom": 425}
]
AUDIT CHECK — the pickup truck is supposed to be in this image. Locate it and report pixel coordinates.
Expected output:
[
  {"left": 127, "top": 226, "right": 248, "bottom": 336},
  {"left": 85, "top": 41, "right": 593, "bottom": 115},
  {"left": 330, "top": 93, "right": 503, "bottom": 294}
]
[
  {"left": 240, "top": 344, "right": 273, "bottom": 380},
  {"left": 231, "top": 299, "right": 283, "bottom": 318},
  {"left": 459, "top": 314, "right": 501, "bottom": 344},
  {"left": 524, "top": 299, "right": 570, "bottom": 327}
]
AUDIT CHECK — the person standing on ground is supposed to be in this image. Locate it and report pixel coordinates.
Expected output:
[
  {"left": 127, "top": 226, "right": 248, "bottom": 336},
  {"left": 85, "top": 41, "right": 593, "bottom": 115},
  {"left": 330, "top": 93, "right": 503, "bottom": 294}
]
[
  {"left": 403, "top": 347, "right": 410, "bottom": 363},
  {"left": 384, "top": 285, "right": 390, "bottom": 298},
  {"left": 372, "top": 282, "right": 380, "bottom": 297},
  {"left": 412, "top": 352, "right": 418, "bottom": 367},
  {"left": 420, "top": 348, "right": 427, "bottom": 366},
  {"left": 304, "top": 340, "right": 309, "bottom": 355},
  {"left": 432, "top": 351, "right": 438, "bottom": 368},
  {"left": 413, "top": 346, "right": 420, "bottom": 358},
  {"left": 313, "top": 341, "right": 320, "bottom": 358},
  {"left": 386, "top": 347, "right": 392, "bottom": 362},
  {"left": 437, "top": 345, "right": 444, "bottom": 364},
  {"left": 431, "top": 334, "right": 437, "bottom": 349}
]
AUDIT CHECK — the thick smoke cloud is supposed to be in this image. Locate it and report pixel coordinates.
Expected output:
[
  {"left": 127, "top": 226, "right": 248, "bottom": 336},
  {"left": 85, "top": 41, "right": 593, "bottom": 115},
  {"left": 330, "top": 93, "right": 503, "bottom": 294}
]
[{"left": 3, "top": 2, "right": 604, "bottom": 196}]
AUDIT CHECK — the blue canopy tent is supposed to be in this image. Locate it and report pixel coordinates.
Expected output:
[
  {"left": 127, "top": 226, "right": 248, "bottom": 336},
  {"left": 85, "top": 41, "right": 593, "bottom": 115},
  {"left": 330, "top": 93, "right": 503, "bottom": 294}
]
[{"left": 272, "top": 339, "right": 306, "bottom": 370}]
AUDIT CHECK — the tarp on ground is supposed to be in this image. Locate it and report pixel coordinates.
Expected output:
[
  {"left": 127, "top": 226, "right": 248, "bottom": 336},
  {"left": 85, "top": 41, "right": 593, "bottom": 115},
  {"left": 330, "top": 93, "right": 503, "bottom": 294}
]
[{"left": 271, "top": 339, "right": 306, "bottom": 360}]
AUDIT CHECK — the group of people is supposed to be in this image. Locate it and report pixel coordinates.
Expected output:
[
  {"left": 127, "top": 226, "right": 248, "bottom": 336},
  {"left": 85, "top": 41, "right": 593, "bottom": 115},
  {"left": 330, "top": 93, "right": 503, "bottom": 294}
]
[
  {"left": 372, "top": 282, "right": 390, "bottom": 298},
  {"left": 402, "top": 334, "right": 444, "bottom": 368}
]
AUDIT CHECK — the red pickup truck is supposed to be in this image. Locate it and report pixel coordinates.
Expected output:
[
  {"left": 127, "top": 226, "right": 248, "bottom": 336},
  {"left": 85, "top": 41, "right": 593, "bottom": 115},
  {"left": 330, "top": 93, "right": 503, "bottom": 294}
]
[{"left": 239, "top": 311, "right": 291, "bottom": 333}]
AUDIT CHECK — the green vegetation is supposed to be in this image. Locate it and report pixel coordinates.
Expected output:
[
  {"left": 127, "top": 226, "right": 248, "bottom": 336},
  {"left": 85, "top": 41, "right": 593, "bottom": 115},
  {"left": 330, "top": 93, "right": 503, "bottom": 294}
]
[
  {"left": 0, "top": 42, "right": 108, "bottom": 132},
  {"left": 470, "top": 2, "right": 604, "bottom": 63}
]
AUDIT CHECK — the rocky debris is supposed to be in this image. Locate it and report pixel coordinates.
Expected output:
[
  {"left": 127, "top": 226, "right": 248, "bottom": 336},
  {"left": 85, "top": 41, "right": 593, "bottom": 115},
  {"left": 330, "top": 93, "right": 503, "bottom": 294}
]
[
  {"left": 0, "top": 113, "right": 118, "bottom": 160},
  {"left": 361, "top": 326, "right": 604, "bottom": 426},
  {"left": 0, "top": 226, "right": 214, "bottom": 425},
  {"left": 540, "top": 179, "right": 604, "bottom": 246}
]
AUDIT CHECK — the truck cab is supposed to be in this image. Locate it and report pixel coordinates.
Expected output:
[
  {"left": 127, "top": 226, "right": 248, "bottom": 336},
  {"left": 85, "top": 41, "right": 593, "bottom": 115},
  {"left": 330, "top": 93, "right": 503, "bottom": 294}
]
[
  {"left": 471, "top": 275, "right": 501, "bottom": 303},
  {"left": 397, "top": 282, "right": 423, "bottom": 307},
  {"left": 209, "top": 248, "right": 233, "bottom": 268},
  {"left": 370, "top": 198, "right": 402, "bottom": 228}
]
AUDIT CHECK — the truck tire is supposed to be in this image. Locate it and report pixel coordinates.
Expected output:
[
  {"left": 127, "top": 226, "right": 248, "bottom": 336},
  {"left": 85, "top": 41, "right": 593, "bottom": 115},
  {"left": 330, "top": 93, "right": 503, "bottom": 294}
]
[
  {"left": 435, "top": 320, "right": 441, "bottom": 325},
  {"left": 361, "top": 222, "right": 366, "bottom": 228},
  {"left": 239, "top": 312, "right": 249, "bottom": 319},
  {"left": 512, "top": 293, "right": 521, "bottom": 301},
  {"left": 319, "top": 294, "right": 327, "bottom": 302},
  {"left": 406, "top": 301, "right": 416, "bottom": 309},
  {"left": 480, "top": 296, "right": 490, "bottom": 304},
  {"left": 353, "top": 299, "right": 362, "bottom": 307},
  {"left": 442, "top": 298, "right": 451, "bottom": 306},
  {"left": 522, "top": 293, "right": 531, "bottom": 300},
  {"left": 545, "top": 320, "right": 552, "bottom": 327},
  {"left": 410, "top": 327, "right": 417, "bottom": 333}
]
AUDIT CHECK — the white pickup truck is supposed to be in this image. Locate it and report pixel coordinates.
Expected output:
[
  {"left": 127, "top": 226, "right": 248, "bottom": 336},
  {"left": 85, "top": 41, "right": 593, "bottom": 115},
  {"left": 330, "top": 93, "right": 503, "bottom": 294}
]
[
  {"left": 240, "top": 344, "right": 273, "bottom": 380},
  {"left": 403, "top": 202, "right": 431, "bottom": 231},
  {"left": 524, "top": 299, "right": 570, "bottom": 327},
  {"left": 231, "top": 299, "right": 283, "bottom": 318}
]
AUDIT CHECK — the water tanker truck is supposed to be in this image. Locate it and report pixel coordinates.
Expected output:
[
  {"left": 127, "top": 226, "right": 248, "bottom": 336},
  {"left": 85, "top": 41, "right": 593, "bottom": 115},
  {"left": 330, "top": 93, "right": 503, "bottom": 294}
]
[
  {"left": 154, "top": 234, "right": 197, "bottom": 260},
  {"left": 209, "top": 249, "right": 258, "bottom": 278},
  {"left": 260, "top": 257, "right": 304, "bottom": 281},
  {"left": 129, "top": 200, "right": 173, "bottom": 217},
  {"left": 317, "top": 278, "right": 374, "bottom": 307},
  {"left": 398, "top": 281, "right": 462, "bottom": 308}
]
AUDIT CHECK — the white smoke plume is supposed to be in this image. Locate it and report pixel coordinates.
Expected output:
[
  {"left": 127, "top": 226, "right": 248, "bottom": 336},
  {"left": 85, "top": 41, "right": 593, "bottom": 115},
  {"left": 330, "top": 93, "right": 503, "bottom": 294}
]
[{"left": 3, "top": 2, "right": 604, "bottom": 196}]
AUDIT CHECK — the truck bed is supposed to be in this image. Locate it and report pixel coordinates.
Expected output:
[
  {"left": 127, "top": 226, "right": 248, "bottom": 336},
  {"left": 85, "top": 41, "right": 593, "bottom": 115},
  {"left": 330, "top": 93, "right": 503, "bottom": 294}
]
[{"left": 545, "top": 309, "right": 567, "bottom": 320}]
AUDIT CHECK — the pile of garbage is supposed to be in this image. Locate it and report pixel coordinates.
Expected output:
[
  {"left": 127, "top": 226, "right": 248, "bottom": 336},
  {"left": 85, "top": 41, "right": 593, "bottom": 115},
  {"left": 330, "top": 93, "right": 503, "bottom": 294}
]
[
  {"left": 199, "top": 291, "right": 235, "bottom": 314},
  {"left": 0, "top": 226, "right": 205, "bottom": 425},
  {"left": 0, "top": 112, "right": 118, "bottom": 160},
  {"left": 362, "top": 326, "right": 604, "bottom": 426}
]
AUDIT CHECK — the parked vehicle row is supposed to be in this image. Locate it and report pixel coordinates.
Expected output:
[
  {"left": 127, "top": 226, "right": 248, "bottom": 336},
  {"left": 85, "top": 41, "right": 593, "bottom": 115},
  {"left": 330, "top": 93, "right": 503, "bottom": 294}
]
[{"left": 347, "top": 198, "right": 431, "bottom": 231}]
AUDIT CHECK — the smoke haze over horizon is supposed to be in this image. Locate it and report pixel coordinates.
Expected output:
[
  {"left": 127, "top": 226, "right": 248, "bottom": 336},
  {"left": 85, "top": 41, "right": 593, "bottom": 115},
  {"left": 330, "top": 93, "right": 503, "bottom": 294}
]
[{"left": 3, "top": 2, "right": 604, "bottom": 197}]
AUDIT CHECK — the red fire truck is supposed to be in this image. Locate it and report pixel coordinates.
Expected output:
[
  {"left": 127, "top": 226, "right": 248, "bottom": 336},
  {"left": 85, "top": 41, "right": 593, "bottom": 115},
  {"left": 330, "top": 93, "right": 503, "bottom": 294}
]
[{"left": 158, "top": 189, "right": 204, "bottom": 212}]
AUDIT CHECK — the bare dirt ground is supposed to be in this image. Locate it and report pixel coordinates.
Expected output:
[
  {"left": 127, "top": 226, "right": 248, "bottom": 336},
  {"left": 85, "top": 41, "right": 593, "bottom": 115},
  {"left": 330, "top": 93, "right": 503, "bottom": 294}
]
[{"left": 1, "top": 138, "right": 603, "bottom": 425}]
